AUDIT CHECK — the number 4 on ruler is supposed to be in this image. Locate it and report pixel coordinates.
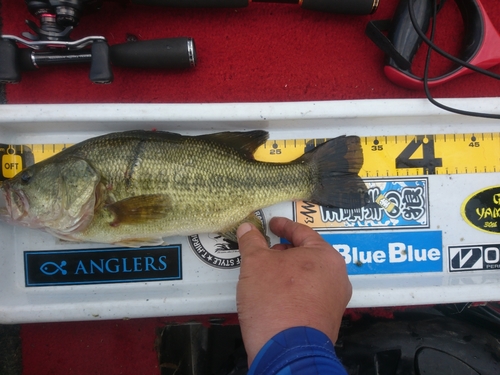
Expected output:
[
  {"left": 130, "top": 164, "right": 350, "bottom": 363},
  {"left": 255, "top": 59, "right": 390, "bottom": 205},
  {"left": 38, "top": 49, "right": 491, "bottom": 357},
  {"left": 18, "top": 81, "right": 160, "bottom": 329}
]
[{"left": 396, "top": 135, "right": 443, "bottom": 174}]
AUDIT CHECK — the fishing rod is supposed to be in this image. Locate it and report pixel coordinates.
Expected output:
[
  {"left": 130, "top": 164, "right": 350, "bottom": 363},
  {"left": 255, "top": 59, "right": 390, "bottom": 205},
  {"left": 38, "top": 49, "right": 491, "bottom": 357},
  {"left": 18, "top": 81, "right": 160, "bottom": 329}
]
[
  {"left": 133, "top": 0, "right": 379, "bottom": 15},
  {"left": 0, "top": 0, "right": 378, "bottom": 84},
  {"left": 0, "top": 0, "right": 197, "bottom": 84}
]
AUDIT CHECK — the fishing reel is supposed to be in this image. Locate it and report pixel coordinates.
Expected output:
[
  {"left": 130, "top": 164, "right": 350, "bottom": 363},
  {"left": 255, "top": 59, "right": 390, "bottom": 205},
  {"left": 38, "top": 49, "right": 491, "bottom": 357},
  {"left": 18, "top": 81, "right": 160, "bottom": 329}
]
[
  {"left": 25, "top": 0, "right": 102, "bottom": 29},
  {"left": 0, "top": 0, "right": 196, "bottom": 83}
]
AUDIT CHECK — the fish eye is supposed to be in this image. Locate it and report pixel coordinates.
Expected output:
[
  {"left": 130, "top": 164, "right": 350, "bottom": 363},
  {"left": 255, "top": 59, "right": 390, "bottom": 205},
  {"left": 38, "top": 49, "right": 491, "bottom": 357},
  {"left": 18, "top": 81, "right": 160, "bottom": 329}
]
[{"left": 20, "top": 171, "right": 32, "bottom": 184}]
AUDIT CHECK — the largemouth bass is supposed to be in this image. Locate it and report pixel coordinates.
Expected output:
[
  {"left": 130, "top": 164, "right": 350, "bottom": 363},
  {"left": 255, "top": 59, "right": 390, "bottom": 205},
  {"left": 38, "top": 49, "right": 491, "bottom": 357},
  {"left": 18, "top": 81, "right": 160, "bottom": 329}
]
[{"left": 0, "top": 130, "right": 367, "bottom": 246}]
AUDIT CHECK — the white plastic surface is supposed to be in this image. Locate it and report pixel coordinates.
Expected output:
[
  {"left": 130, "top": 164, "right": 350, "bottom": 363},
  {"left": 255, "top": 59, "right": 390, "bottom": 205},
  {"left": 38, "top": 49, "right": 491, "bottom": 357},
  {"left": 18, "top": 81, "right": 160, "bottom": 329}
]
[{"left": 1, "top": 98, "right": 500, "bottom": 323}]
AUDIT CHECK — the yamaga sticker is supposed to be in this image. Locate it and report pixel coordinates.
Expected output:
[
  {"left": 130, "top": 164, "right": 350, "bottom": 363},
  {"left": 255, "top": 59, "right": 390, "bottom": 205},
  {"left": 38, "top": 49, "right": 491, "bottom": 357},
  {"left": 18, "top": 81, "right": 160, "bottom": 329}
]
[
  {"left": 188, "top": 210, "right": 266, "bottom": 269},
  {"left": 294, "top": 178, "right": 429, "bottom": 231},
  {"left": 461, "top": 185, "right": 500, "bottom": 234}
]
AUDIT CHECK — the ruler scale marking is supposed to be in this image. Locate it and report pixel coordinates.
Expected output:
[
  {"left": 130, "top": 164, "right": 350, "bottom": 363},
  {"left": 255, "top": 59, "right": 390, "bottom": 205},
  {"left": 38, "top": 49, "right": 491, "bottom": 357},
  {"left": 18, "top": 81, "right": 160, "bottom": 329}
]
[{"left": 1, "top": 132, "right": 500, "bottom": 181}]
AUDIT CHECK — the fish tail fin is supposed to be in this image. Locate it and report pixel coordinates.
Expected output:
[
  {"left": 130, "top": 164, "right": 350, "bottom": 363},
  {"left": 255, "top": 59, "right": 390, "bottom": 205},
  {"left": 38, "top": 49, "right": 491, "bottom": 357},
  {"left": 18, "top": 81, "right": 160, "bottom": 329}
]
[{"left": 300, "top": 136, "right": 368, "bottom": 208}]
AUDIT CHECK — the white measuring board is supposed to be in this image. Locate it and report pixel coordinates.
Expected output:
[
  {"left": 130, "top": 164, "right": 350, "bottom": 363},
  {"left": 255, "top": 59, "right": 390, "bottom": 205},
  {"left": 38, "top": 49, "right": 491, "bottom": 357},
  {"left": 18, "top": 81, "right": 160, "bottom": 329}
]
[{"left": 0, "top": 98, "right": 499, "bottom": 323}]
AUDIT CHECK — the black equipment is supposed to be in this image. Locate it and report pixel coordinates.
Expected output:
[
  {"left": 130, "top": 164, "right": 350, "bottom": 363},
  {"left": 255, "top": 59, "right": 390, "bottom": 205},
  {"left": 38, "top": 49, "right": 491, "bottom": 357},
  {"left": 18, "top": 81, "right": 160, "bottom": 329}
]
[{"left": 0, "top": 0, "right": 196, "bottom": 84}]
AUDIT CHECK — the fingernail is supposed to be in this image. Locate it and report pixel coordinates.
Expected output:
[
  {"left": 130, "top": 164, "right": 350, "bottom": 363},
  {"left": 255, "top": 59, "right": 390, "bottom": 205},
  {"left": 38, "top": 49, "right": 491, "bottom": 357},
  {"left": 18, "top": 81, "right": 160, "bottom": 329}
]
[{"left": 236, "top": 222, "right": 252, "bottom": 239}]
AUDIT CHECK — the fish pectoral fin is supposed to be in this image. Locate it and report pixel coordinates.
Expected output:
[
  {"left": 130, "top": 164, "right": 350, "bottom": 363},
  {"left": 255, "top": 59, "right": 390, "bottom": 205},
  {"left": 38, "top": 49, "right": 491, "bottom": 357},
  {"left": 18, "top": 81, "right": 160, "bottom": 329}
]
[
  {"left": 115, "top": 237, "right": 166, "bottom": 248},
  {"left": 219, "top": 212, "right": 270, "bottom": 246},
  {"left": 106, "top": 194, "right": 172, "bottom": 226}
]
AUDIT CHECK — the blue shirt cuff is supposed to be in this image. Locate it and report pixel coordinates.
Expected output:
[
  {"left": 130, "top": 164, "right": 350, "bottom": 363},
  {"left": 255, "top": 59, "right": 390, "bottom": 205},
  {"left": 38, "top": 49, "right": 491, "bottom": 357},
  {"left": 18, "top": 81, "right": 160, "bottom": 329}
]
[{"left": 248, "top": 326, "right": 348, "bottom": 375}]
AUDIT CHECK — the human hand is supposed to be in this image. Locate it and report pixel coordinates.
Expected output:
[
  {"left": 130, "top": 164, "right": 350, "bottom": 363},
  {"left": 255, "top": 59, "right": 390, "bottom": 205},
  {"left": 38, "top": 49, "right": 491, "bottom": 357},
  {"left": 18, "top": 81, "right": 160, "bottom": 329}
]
[{"left": 236, "top": 217, "right": 352, "bottom": 365}]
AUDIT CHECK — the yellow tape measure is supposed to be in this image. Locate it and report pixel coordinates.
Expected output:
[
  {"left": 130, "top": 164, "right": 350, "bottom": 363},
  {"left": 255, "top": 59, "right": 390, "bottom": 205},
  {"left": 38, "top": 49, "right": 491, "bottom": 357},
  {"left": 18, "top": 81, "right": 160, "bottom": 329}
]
[
  {"left": 254, "top": 132, "right": 500, "bottom": 177},
  {"left": 1, "top": 132, "right": 499, "bottom": 181}
]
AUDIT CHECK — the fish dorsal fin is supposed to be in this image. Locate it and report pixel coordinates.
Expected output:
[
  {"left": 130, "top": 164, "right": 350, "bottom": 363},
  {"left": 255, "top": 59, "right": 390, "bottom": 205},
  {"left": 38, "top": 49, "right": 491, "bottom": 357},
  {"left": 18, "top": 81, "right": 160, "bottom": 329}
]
[{"left": 198, "top": 131, "right": 269, "bottom": 159}]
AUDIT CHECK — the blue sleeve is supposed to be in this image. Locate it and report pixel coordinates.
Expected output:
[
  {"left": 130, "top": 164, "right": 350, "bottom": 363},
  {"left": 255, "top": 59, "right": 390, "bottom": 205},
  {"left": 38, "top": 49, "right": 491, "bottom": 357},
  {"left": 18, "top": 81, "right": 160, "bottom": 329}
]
[{"left": 247, "top": 326, "right": 348, "bottom": 375}]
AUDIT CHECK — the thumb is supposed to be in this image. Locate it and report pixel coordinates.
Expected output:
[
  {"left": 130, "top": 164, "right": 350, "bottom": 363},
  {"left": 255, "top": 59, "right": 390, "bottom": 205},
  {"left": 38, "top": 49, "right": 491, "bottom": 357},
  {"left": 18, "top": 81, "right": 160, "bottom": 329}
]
[{"left": 237, "top": 222, "right": 269, "bottom": 255}]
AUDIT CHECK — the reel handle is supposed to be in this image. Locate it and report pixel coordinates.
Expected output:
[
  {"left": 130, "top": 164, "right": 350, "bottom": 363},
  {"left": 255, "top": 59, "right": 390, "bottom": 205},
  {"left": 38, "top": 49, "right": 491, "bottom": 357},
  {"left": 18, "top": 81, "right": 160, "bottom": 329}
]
[
  {"left": 0, "top": 39, "right": 21, "bottom": 83},
  {"left": 90, "top": 40, "right": 113, "bottom": 84}
]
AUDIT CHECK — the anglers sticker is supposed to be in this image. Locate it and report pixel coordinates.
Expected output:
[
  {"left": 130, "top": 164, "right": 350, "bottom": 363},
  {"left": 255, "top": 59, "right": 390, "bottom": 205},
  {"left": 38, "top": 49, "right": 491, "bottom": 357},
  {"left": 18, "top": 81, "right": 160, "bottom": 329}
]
[
  {"left": 320, "top": 231, "right": 442, "bottom": 275},
  {"left": 449, "top": 244, "right": 500, "bottom": 272},
  {"left": 294, "top": 178, "right": 429, "bottom": 231},
  {"left": 461, "top": 185, "right": 500, "bottom": 234},
  {"left": 188, "top": 210, "right": 266, "bottom": 269},
  {"left": 24, "top": 245, "right": 182, "bottom": 287}
]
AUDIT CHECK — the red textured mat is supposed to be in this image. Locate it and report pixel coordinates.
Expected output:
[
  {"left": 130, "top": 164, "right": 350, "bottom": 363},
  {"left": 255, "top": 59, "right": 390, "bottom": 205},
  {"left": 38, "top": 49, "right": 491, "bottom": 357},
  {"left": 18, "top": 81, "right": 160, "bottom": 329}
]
[
  {"left": 3, "top": 0, "right": 500, "bottom": 104},
  {"left": 1, "top": 0, "right": 500, "bottom": 374},
  {"left": 21, "top": 318, "right": 164, "bottom": 375}
]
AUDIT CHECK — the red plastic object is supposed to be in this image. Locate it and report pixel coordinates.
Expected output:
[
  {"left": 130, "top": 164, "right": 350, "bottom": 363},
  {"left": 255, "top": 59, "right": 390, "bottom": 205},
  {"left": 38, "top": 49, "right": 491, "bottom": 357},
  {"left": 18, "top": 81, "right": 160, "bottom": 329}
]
[{"left": 385, "top": 0, "right": 500, "bottom": 89}]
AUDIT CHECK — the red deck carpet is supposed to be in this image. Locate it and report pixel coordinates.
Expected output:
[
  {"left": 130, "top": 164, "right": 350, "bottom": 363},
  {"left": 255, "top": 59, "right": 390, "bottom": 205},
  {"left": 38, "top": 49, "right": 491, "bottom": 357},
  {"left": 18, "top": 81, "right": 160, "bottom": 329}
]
[
  {"left": 1, "top": 0, "right": 500, "bottom": 374},
  {"left": 3, "top": 0, "right": 500, "bottom": 103}
]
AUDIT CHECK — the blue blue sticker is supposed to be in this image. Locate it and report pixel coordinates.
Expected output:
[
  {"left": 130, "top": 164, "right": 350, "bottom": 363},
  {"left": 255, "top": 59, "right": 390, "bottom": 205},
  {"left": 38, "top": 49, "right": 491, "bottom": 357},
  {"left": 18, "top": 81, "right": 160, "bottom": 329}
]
[{"left": 321, "top": 231, "right": 443, "bottom": 275}]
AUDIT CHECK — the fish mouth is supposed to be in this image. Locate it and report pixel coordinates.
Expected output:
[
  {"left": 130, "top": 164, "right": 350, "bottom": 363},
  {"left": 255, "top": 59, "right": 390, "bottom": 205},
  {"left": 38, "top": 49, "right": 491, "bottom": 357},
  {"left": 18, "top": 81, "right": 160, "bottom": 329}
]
[
  {"left": 1, "top": 181, "right": 30, "bottom": 222},
  {"left": 0, "top": 182, "right": 8, "bottom": 217}
]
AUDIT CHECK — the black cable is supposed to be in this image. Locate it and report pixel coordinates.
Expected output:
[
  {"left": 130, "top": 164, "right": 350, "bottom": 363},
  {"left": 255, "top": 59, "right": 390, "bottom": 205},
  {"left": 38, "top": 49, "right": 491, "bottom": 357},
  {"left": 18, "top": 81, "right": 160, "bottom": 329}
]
[
  {"left": 408, "top": 0, "right": 500, "bottom": 80},
  {"left": 422, "top": 0, "right": 500, "bottom": 118},
  {"left": 408, "top": 0, "right": 500, "bottom": 119}
]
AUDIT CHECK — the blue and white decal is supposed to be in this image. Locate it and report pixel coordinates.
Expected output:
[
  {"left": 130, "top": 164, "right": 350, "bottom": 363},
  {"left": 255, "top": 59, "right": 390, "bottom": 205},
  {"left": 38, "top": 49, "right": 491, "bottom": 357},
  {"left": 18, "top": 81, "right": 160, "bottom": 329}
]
[
  {"left": 321, "top": 231, "right": 442, "bottom": 275},
  {"left": 294, "top": 178, "right": 429, "bottom": 231}
]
